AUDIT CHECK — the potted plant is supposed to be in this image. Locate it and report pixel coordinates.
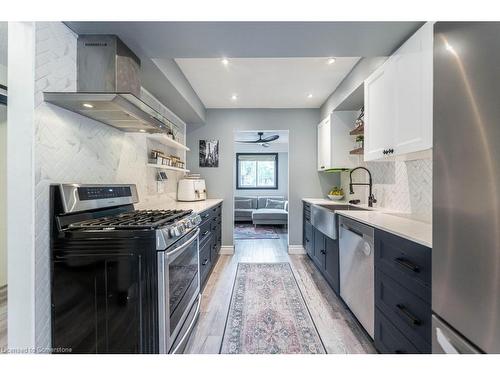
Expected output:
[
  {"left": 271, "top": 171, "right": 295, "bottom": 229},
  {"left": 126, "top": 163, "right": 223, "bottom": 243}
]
[{"left": 356, "top": 135, "right": 364, "bottom": 149}]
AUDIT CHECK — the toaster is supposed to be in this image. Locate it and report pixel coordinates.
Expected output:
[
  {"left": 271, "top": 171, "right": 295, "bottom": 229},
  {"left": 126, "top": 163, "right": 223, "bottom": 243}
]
[{"left": 177, "top": 178, "right": 207, "bottom": 202}]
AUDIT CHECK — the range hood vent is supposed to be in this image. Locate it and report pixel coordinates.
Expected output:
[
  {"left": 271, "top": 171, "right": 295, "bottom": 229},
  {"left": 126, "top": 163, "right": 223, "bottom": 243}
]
[{"left": 43, "top": 35, "right": 183, "bottom": 134}]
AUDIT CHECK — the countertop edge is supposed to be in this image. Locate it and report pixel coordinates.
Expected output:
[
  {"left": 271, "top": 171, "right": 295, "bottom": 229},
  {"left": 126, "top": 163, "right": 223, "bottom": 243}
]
[
  {"left": 336, "top": 210, "right": 432, "bottom": 248},
  {"left": 178, "top": 199, "right": 224, "bottom": 214}
]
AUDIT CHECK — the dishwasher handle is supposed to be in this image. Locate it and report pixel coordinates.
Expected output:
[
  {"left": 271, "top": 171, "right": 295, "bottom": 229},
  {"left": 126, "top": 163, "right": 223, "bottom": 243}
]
[{"left": 341, "top": 224, "right": 364, "bottom": 238}]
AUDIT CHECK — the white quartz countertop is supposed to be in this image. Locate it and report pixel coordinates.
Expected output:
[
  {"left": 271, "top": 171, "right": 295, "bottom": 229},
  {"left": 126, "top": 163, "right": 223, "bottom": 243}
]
[
  {"left": 141, "top": 199, "right": 223, "bottom": 214},
  {"left": 302, "top": 198, "right": 432, "bottom": 248}
]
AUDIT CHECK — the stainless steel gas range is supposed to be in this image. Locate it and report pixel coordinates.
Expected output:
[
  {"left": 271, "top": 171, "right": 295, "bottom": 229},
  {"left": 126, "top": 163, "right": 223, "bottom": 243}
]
[{"left": 50, "top": 183, "right": 201, "bottom": 353}]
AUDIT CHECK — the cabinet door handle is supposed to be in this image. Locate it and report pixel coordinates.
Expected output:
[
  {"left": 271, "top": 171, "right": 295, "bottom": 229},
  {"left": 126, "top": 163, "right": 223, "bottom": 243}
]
[
  {"left": 202, "top": 258, "right": 209, "bottom": 266},
  {"left": 383, "top": 149, "right": 387, "bottom": 155},
  {"left": 394, "top": 257, "right": 420, "bottom": 273},
  {"left": 396, "top": 304, "right": 421, "bottom": 326},
  {"left": 320, "top": 249, "right": 326, "bottom": 255}
]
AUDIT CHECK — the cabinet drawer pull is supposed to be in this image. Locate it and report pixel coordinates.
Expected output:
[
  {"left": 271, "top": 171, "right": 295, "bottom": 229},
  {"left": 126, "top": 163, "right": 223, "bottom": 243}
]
[
  {"left": 396, "top": 304, "right": 421, "bottom": 326},
  {"left": 394, "top": 257, "right": 420, "bottom": 273},
  {"left": 202, "top": 258, "right": 209, "bottom": 266}
]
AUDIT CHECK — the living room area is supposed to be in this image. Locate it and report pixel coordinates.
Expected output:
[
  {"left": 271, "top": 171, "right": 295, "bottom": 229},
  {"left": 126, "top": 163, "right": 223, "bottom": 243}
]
[{"left": 233, "top": 130, "right": 289, "bottom": 252}]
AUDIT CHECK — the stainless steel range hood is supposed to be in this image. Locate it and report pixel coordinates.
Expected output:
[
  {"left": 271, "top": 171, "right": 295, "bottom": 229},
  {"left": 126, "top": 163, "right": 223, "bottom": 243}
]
[{"left": 43, "top": 35, "right": 181, "bottom": 134}]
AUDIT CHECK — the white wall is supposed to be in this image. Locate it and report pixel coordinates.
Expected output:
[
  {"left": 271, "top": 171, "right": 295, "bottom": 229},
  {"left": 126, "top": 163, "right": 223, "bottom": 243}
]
[
  {"left": 7, "top": 21, "right": 36, "bottom": 350},
  {"left": 7, "top": 21, "right": 189, "bottom": 350},
  {"left": 186, "top": 109, "right": 341, "bottom": 248}
]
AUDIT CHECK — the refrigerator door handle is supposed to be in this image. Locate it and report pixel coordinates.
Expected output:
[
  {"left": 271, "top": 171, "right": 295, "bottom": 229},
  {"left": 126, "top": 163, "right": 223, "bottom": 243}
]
[{"left": 436, "top": 327, "right": 460, "bottom": 354}]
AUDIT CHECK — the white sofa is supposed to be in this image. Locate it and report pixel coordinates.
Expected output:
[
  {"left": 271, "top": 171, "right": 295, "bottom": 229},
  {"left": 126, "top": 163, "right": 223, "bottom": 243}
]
[{"left": 234, "top": 196, "right": 288, "bottom": 226}]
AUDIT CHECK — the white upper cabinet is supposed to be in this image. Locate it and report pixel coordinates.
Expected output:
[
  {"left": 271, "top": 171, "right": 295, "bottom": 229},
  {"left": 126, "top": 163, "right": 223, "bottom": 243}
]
[
  {"left": 364, "top": 22, "right": 433, "bottom": 161},
  {"left": 317, "top": 111, "right": 357, "bottom": 171},
  {"left": 364, "top": 60, "right": 396, "bottom": 161},
  {"left": 317, "top": 116, "right": 331, "bottom": 171}
]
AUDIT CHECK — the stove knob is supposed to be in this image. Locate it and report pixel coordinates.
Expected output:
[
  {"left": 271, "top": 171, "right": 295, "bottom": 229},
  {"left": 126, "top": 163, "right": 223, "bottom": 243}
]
[
  {"left": 170, "top": 226, "right": 181, "bottom": 237},
  {"left": 177, "top": 223, "right": 186, "bottom": 235},
  {"left": 184, "top": 220, "right": 193, "bottom": 229},
  {"left": 169, "top": 227, "right": 177, "bottom": 237}
]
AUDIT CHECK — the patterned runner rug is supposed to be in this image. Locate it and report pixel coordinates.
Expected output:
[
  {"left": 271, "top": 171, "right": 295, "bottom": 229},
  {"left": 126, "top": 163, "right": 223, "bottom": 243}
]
[
  {"left": 234, "top": 224, "right": 280, "bottom": 240},
  {"left": 220, "top": 263, "right": 326, "bottom": 354}
]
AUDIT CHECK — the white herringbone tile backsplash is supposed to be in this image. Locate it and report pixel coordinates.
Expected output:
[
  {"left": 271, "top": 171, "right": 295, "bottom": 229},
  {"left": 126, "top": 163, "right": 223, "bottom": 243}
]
[
  {"left": 341, "top": 156, "right": 432, "bottom": 223},
  {"left": 34, "top": 22, "right": 186, "bottom": 349}
]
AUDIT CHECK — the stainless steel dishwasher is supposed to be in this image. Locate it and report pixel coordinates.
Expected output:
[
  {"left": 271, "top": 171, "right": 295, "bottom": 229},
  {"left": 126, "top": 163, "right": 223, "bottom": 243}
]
[{"left": 339, "top": 216, "right": 375, "bottom": 338}]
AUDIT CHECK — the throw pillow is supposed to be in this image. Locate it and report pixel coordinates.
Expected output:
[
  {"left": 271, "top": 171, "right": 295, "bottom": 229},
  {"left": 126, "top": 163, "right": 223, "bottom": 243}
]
[
  {"left": 235, "top": 199, "right": 253, "bottom": 209},
  {"left": 265, "top": 199, "right": 285, "bottom": 210}
]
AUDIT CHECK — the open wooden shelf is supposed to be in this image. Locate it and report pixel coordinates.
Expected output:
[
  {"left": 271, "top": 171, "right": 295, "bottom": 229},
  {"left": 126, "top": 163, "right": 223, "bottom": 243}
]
[
  {"left": 349, "top": 125, "right": 364, "bottom": 135},
  {"left": 147, "top": 133, "right": 190, "bottom": 151},
  {"left": 147, "top": 163, "right": 190, "bottom": 173},
  {"left": 349, "top": 147, "right": 364, "bottom": 155}
]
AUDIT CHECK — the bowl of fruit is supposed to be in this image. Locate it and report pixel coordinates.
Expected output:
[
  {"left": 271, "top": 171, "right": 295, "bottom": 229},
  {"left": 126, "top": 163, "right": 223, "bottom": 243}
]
[{"left": 328, "top": 187, "right": 344, "bottom": 201}]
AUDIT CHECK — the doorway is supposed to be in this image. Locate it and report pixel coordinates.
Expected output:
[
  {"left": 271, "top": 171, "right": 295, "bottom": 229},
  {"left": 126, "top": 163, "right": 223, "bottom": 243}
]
[{"left": 233, "top": 130, "right": 289, "bottom": 256}]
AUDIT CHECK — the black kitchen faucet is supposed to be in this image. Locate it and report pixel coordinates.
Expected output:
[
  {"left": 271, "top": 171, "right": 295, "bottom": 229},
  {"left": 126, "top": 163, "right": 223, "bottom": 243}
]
[{"left": 349, "top": 167, "right": 377, "bottom": 207}]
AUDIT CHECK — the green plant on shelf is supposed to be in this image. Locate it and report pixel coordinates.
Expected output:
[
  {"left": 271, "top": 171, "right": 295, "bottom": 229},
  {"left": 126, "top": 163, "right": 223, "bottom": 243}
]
[{"left": 355, "top": 135, "right": 364, "bottom": 148}]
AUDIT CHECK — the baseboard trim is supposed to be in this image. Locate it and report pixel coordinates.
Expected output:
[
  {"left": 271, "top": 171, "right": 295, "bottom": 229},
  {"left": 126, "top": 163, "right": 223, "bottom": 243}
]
[
  {"left": 219, "top": 246, "right": 235, "bottom": 255},
  {"left": 288, "top": 245, "right": 306, "bottom": 255}
]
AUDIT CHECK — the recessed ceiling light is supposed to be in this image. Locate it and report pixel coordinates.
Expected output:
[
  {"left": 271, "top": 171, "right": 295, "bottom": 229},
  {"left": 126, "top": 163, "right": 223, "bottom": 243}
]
[
  {"left": 327, "top": 57, "right": 336, "bottom": 65},
  {"left": 231, "top": 94, "right": 238, "bottom": 101},
  {"left": 139, "top": 129, "right": 146, "bottom": 133},
  {"left": 307, "top": 93, "right": 313, "bottom": 99},
  {"left": 82, "top": 103, "right": 94, "bottom": 108},
  {"left": 221, "top": 58, "right": 229, "bottom": 66}
]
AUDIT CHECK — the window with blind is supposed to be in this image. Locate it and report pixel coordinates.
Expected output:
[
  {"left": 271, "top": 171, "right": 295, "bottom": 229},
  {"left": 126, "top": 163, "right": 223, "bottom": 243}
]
[{"left": 236, "top": 153, "right": 278, "bottom": 190}]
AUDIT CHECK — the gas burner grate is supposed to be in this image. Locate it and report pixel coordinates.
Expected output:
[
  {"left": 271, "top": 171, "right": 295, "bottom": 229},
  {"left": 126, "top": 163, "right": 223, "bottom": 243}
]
[{"left": 69, "top": 209, "right": 193, "bottom": 230}]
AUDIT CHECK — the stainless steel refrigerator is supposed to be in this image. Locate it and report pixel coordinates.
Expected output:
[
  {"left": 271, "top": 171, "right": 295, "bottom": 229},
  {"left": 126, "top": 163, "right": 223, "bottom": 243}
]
[{"left": 433, "top": 22, "right": 500, "bottom": 354}]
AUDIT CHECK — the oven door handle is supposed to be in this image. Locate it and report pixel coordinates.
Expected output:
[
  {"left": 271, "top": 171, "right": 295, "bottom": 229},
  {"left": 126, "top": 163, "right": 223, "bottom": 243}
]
[{"left": 166, "top": 228, "right": 200, "bottom": 257}]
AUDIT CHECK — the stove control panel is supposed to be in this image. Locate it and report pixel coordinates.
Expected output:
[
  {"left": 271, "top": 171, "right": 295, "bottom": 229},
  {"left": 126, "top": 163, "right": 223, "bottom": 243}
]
[{"left": 156, "top": 213, "right": 203, "bottom": 250}]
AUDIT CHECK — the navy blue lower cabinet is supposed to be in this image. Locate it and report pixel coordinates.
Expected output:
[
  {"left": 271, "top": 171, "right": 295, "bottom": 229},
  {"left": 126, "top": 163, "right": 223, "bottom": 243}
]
[
  {"left": 304, "top": 221, "right": 314, "bottom": 257},
  {"left": 323, "top": 236, "right": 340, "bottom": 295},
  {"left": 199, "top": 203, "right": 222, "bottom": 290},
  {"left": 375, "top": 307, "right": 421, "bottom": 354},
  {"left": 374, "top": 229, "right": 432, "bottom": 354},
  {"left": 313, "top": 228, "right": 326, "bottom": 269},
  {"left": 302, "top": 204, "right": 340, "bottom": 295},
  {"left": 375, "top": 229, "right": 431, "bottom": 303}
]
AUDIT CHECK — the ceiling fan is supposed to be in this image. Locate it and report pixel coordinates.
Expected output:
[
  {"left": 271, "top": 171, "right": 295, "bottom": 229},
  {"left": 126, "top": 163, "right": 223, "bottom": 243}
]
[{"left": 235, "top": 132, "right": 279, "bottom": 148}]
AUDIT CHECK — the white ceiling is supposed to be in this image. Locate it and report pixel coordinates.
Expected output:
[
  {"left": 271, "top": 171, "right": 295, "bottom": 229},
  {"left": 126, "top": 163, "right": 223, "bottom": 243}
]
[{"left": 175, "top": 57, "right": 360, "bottom": 108}]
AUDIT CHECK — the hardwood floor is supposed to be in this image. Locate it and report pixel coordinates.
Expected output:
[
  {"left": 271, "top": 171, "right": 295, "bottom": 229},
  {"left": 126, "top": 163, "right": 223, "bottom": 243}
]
[
  {"left": 184, "top": 225, "right": 376, "bottom": 354},
  {"left": 0, "top": 285, "right": 6, "bottom": 352}
]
